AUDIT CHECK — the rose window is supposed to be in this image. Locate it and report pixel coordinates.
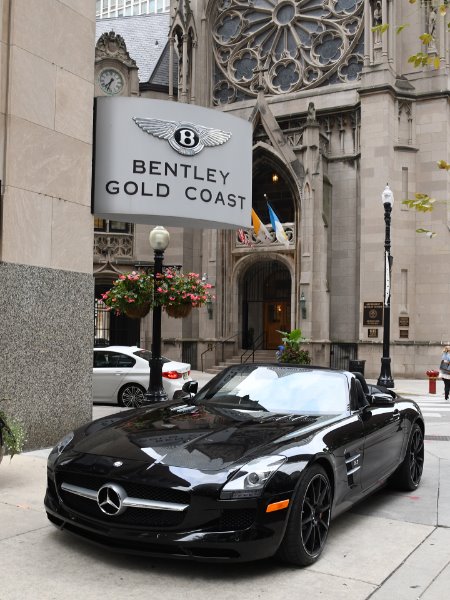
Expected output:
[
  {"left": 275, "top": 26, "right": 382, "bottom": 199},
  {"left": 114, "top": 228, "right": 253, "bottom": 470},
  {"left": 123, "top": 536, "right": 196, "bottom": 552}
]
[{"left": 212, "top": 0, "right": 364, "bottom": 104}]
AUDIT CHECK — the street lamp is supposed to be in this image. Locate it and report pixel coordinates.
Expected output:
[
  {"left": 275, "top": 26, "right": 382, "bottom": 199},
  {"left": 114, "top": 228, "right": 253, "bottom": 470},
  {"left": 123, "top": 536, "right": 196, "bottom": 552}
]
[
  {"left": 145, "top": 226, "right": 170, "bottom": 403},
  {"left": 377, "top": 184, "right": 395, "bottom": 388}
]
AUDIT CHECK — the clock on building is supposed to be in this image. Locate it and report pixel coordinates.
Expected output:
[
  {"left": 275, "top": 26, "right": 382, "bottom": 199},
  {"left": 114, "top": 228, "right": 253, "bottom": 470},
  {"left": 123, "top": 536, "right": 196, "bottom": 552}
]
[{"left": 98, "top": 68, "right": 124, "bottom": 95}]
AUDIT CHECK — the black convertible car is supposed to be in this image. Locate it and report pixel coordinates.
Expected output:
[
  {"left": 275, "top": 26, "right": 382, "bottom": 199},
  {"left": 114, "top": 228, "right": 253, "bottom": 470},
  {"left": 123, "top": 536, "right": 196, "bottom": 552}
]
[{"left": 45, "top": 364, "right": 424, "bottom": 566}]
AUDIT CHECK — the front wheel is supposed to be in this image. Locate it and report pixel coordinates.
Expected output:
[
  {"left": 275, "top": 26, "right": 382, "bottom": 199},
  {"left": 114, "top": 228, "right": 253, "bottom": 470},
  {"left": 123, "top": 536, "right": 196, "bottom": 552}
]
[
  {"left": 390, "top": 422, "right": 424, "bottom": 491},
  {"left": 118, "top": 384, "right": 146, "bottom": 408},
  {"left": 277, "top": 464, "right": 332, "bottom": 566}
]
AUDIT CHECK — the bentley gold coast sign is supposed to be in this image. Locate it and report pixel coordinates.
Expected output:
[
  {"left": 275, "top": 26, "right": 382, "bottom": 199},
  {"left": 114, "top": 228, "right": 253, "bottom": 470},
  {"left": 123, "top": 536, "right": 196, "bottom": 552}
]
[{"left": 93, "top": 98, "right": 252, "bottom": 228}]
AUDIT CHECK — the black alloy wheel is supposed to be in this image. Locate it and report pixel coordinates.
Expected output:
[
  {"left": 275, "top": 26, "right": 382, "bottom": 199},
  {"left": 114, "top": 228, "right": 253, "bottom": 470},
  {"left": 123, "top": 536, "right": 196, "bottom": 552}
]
[
  {"left": 118, "top": 384, "right": 146, "bottom": 408},
  {"left": 278, "top": 464, "right": 332, "bottom": 566},
  {"left": 390, "top": 422, "right": 424, "bottom": 491}
]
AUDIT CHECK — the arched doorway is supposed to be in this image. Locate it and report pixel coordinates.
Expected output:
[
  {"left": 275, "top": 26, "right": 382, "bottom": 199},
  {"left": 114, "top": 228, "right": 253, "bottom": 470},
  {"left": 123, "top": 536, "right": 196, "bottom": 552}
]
[{"left": 242, "top": 260, "right": 291, "bottom": 350}]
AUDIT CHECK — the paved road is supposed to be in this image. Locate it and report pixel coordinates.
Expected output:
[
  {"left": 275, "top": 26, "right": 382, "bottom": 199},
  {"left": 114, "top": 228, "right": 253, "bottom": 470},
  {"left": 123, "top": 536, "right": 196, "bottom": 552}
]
[{"left": 1, "top": 376, "right": 449, "bottom": 600}]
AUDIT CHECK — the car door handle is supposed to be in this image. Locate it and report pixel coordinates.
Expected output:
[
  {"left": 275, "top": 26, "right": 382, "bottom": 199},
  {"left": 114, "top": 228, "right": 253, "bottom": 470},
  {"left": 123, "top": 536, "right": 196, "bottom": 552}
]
[{"left": 393, "top": 409, "right": 400, "bottom": 421}]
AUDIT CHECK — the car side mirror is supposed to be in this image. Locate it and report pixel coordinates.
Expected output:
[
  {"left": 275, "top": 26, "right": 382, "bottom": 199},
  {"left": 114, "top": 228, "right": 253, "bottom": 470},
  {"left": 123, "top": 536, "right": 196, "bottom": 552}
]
[
  {"left": 182, "top": 381, "right": 198, "bottom": 395},
  {"left": 370, "top": 392, "right": 395, "bottom": 407},
  {"left": 173, "top": 380, "right": 198, "bottom": 402}
]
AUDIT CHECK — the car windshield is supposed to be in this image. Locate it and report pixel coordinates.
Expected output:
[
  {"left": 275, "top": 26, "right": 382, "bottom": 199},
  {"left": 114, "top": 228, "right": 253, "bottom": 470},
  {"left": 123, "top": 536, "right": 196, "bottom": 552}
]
[
  {"left": 134, "top": 350, "right": 170, "bottom": 364},
  {"left": 195, "top": 365, "right": 350, "bottom": 416}
]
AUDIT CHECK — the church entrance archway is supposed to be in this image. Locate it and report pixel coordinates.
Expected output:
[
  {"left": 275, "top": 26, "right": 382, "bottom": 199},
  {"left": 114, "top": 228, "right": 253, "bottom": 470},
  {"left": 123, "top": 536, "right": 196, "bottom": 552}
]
[{"left": 242, "top": 260, "right": 291, "bottom": 350}]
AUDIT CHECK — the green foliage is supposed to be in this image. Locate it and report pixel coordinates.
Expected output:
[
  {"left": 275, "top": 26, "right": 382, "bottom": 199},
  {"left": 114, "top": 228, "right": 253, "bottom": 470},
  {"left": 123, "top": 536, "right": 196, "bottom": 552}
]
[
  {"left": 402, "top": 193, "right": 436, "bottom": 212},
  {"left": 408, "top": 52, "right": 440, "bottom": 69},
  {"left": 396, "top": 24, "right": 410, "bottom": 34},
  {"left": 0, "top": 404, "right": 26, "bottom": 460},
  {"left": 416, "top": 228, "right": 436, "bottom": 238},
  {"left": 276, "top": 329, "right": 311, "bottom": 365},
  {"left": 437, "top": 160, "right": 450, "bottom": 171},
  {"left": 371, "top": 23, "right": 389, "bottom": 35}
]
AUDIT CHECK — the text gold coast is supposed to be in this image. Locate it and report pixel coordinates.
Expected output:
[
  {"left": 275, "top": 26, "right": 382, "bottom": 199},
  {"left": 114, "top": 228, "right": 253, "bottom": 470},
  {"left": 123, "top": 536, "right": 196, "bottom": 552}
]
[{"left": 104, "top": 159, "right": 247, "bottom": 209}]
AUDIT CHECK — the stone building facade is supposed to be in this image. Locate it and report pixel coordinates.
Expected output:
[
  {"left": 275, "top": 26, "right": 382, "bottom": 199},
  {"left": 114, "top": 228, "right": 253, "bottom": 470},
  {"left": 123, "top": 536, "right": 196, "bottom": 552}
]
[
  {"left": 0, "top": 1, "right": 95, "bottom": 449},
  {"left": 94, "top": 1, "right": 450, "bottom": 379}
]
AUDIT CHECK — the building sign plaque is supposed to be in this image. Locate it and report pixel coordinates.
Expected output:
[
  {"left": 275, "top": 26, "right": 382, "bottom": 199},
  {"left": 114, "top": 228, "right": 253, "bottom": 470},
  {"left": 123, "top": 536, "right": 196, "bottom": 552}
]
[
  {"left": 368, "top": 328, "right": 378, "bottom": 338},
  {"left": 363, "top": 302, "right": 383, "bottom": 326},
  {"left": 93, "top": 98, "right": 252, "bottom": 228},
  {"left": 399, "top": 329, "right": 409, "bottom": 339},
  {"left": 399, "top": 316, "right": 410, "bottom": 327}
]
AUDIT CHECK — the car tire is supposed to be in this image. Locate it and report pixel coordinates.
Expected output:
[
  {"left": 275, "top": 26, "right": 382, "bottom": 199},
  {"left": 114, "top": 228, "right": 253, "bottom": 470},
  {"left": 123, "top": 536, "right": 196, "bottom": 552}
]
[
  {"left": 277, "top": 464, "right": 332, "bottom": 566},
  {"left": 389, "top": 422, "right": 424, "bottom": 491},
  {"left": 118, "top": 383, "right": 146, "bottom": 408}
]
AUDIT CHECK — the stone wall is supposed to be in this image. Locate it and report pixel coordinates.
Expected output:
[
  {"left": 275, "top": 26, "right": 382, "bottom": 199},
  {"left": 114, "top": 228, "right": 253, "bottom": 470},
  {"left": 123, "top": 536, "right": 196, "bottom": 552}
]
[{"left": 0, "top": 262, "right": 93, "bottom": 449}]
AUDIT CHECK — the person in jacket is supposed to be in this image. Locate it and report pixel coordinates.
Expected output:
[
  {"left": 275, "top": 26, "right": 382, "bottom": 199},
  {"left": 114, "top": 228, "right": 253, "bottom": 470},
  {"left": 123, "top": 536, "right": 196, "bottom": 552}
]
[{"left": 440, "top": 345, "right": 450, "bottom": 401}]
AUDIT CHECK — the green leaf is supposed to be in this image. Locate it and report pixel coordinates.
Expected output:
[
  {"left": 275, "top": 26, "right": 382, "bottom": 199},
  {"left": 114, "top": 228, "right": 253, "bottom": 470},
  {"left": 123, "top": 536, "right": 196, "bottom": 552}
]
[
  {"left": 371, "top": 24, "right": 389, "bottom": 35},
  {"left": 396, "top": 24, "right": 409, "bottom": 34},
  {"left": 416, "top": 228, "right": 436, "bottom": 238},
  {"left": 402, "top": 194, "right": 436, "bottom": 212},
  {"left": 420, "top": 33, "right": 433, "bottom": 45}
]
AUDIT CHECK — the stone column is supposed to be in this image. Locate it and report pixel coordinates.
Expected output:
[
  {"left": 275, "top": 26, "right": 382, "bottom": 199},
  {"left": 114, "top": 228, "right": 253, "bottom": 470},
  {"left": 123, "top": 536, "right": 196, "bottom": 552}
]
[{"left": 301, "top": 115, "right": 329, "bottom": 343}]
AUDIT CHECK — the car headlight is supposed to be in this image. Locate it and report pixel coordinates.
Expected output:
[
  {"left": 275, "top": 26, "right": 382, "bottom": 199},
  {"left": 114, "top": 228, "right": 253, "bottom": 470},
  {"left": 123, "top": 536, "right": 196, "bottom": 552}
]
[
  {"left": 48, "top": 431, "right": 74, "bottom": 465},
  {"left": 220, "top": 455, "right": 287, "bottom": 500}
]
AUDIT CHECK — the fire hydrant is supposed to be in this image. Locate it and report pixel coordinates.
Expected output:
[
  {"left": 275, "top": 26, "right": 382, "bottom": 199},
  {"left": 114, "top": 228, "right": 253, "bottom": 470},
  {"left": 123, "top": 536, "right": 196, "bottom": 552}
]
[{"left": 426, "top": 370, "right": 439, "bottom": 394}]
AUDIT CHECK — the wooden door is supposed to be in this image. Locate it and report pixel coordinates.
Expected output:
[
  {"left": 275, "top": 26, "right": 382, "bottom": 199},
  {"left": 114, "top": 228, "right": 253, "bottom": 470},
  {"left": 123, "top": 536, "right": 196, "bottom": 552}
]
[{"left": 264, "top": 301, "right": 290, "bottom": 349}]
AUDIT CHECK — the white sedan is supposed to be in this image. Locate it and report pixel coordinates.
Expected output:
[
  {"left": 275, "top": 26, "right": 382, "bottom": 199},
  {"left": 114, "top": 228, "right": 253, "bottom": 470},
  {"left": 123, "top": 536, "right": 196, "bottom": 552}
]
[{"left": 93, "top": 346, "right": 191, "bottom": 407}]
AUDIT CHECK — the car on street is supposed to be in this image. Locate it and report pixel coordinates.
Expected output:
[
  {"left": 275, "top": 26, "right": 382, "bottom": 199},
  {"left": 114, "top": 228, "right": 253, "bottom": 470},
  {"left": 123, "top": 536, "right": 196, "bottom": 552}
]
[
  {"left": 93, "top": 345, "right": 191, "bottom": 406},
  {"left": 46, "top": 364, "right": 424, "bottom": 566}
]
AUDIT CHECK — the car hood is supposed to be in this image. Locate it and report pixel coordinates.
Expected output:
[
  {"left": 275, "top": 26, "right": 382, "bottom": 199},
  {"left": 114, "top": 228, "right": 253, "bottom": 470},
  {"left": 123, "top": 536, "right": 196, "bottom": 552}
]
[{"left": 71, "top": 401, "right": 336, "bottom": 472}]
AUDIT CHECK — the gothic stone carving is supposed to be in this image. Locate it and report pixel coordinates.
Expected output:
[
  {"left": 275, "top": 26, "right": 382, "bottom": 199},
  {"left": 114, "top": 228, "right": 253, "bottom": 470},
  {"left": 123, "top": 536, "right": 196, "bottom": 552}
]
[{"left": 212, "top": 0, "right": 364, "bottom": 105}]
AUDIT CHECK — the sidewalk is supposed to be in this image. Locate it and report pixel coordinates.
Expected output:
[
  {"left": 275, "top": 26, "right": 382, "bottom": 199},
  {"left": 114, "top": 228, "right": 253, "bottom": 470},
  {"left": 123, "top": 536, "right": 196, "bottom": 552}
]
[{"left": 0, "top": 377, "right": 449, "bottom": 600}]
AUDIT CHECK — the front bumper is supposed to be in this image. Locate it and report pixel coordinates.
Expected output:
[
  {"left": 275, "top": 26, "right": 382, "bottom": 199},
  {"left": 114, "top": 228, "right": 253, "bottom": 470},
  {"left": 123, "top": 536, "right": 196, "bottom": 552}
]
[{"left": 45, "top": 471, "right": 290, "bottom": 563}]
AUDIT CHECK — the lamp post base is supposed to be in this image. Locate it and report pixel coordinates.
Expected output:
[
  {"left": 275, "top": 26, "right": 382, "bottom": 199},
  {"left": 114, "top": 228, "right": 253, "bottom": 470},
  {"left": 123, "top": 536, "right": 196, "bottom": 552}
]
[
  {"left": 144, "top": 355, "right": 168, "bottom": 404},
  {"left": 377, "top": 357, "right": 395, "bottom": 388},
  {"left": 144, "top": 389, "right": 168, "bottom": 404}
]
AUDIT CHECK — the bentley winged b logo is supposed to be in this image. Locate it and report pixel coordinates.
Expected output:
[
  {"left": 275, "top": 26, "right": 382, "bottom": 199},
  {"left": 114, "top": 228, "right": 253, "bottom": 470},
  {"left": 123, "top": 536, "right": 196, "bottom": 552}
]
[{"left": 132, "top": 117, "right": 232, "bottom": 156}]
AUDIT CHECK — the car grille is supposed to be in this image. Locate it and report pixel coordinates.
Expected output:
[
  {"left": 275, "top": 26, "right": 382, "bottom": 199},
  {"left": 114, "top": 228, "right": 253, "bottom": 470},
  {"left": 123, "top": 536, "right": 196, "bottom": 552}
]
[
  {"left": 55, "top": 471, "right": 189, "bottom": 529},
  {"left": 59, "top": 491, "right": 185, "bottom": 527},
  {"left": 56, "top": 471, "right": 190, "bottom": 505}
]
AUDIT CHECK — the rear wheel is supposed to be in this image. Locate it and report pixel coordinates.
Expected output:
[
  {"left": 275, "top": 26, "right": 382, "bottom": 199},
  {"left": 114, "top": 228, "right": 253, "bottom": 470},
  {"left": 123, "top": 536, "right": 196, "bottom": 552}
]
[
  {"left": 277, "top": 464, "right": 332, "bottom": 566},
  {"left": 118, "top": 384, "right": 146, "bottom": 408},
  {"left": 390, "top": 422, "right": 424, "bottom": 491}
]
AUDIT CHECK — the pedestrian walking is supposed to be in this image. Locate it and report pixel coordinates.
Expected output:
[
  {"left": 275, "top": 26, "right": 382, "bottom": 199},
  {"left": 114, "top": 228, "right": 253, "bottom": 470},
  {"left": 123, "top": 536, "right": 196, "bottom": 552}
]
[{"left": 439, "top": 345, "right": 450, "bottom": 400}]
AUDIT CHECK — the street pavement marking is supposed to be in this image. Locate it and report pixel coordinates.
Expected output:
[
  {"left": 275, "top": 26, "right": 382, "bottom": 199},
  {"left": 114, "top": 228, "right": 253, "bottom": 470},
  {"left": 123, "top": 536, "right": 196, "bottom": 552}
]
[{"left": 422, "top": 413, "right": 442, "bottom": 418}]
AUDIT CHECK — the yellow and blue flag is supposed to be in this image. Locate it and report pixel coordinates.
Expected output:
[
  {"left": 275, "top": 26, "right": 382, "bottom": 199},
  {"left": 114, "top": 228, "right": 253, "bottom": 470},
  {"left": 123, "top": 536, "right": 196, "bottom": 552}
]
[
  {"left": 267, "top": 203, "right": 289, "bottom": 247},
  {"left": 251, "top": 208, "right": 272, "bottom": 241}
]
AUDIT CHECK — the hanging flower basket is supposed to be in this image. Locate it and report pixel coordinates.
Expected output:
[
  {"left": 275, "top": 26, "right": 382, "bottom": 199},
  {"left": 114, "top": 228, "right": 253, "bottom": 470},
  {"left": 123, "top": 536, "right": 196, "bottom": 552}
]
[
  {"left": 165, "top": 304, "right": 192, "bottom": 319},
  {"left": 102, "top": 269, "right": 213, "bottom": 319},
  {"left": 124, "top": 302, "right": 151, "bottom": 319},
  {"left": 101, "top": 272, "right": 154, "bottom": 317}
]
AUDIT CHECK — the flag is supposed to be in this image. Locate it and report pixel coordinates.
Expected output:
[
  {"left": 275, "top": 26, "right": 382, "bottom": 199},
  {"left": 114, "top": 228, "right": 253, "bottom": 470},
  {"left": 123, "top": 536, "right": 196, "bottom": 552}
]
[
  {"left": 267, "top": 203, "right": 290, "bottom": 247},
  {"left": 237, "top": 228, "right": 253, "bottom": 247},
  {"left": 251, "top": 208, "right": 272, "bottom": 241}
]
